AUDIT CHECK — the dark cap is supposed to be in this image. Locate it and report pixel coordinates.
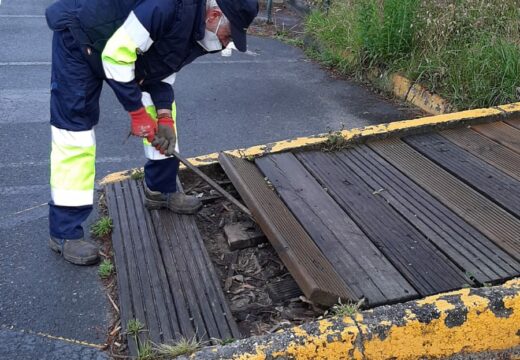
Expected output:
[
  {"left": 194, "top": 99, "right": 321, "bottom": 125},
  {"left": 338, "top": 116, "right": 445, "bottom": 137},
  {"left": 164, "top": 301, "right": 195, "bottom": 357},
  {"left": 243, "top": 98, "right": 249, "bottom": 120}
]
[{"left": 216, "top": 0, "right": 259, "bottom": 52}]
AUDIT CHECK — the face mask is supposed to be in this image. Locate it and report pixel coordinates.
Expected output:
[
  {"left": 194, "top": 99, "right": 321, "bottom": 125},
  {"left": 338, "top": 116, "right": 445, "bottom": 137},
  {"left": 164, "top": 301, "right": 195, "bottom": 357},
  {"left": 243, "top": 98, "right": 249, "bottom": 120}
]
[{"left": 198, "top": 16, "right": 223, "bottom": 52}]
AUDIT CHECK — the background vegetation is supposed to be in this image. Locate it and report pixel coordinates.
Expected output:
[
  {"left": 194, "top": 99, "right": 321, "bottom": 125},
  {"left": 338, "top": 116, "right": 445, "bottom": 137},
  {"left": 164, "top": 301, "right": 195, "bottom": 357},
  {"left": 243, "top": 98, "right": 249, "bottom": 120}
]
[{"left": 305, "top": 0, "right": 520, "bottom": 109}]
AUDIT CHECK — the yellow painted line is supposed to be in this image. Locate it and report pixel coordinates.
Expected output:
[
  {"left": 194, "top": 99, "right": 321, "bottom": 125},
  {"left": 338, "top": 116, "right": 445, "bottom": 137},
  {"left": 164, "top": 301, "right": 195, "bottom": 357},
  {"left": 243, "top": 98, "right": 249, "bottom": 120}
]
[
  {"left": 391, "top": 74, "right": 454, "bottom": 115},
  {"left": 1, "top": 324, "right": 105, "bottom": 349},
  {"left": 100, "top": 101, "right": 520, "bottom": 186},
  {"left": 185, "top": 278, "right": 520, "bottom": 359}
]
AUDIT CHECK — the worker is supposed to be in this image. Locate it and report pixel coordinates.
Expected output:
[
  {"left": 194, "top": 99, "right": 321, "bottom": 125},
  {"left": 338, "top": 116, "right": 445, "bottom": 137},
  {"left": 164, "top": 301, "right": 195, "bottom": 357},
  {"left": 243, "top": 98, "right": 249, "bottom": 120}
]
[{"left": 45, "top": 0, "right": 258, "bottom": 265}]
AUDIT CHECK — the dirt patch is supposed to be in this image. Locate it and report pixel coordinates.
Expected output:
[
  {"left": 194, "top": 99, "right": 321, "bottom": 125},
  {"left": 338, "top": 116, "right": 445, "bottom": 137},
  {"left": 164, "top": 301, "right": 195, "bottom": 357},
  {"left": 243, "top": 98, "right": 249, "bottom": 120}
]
[{"left": 182, "top": 167, "right": 325, "bottom": 337}]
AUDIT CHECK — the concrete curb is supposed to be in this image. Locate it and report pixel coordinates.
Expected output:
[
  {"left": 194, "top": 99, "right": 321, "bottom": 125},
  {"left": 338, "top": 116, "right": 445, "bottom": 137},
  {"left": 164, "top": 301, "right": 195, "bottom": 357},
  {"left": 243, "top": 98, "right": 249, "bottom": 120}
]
[
  {"left": 100, "top": 101, "right": 520, "bottom": 185},
  {"left": 181, "top": 279, "right": 520, "bottom": 360}
]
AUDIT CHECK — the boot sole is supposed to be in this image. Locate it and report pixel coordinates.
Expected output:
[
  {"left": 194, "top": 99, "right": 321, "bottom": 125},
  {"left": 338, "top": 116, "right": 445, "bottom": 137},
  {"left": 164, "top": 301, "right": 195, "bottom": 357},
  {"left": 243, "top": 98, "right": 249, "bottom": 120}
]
[
  {"left": 144, "top": 198, "right": 203, "bottom": 215},
  {"left": 48, "top": 239, "right": 99, "bottom": 266}
]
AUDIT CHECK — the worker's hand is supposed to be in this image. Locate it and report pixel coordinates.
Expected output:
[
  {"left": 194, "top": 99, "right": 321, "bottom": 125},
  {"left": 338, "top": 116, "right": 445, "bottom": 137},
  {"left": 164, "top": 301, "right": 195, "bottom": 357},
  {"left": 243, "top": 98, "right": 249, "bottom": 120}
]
[
  {"left": 152, "top": 116, "right": 177, "bottom": 155},
  {"left": 129, "top": 107, "right": 157, "bottom": 142}
]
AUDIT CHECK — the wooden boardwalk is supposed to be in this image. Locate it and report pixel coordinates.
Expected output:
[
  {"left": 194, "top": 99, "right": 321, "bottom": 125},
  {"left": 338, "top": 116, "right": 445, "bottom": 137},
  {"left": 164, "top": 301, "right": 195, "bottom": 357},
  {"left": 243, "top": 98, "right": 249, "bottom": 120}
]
[
  {"left": 105, "top": 180, "right": 240, "bottom": 357},
  {"left": 104, "top": 119, "right": 520, "bottom": 354},
  {"left": 221, "top": 121, "right": 520, "bottom": 306}
]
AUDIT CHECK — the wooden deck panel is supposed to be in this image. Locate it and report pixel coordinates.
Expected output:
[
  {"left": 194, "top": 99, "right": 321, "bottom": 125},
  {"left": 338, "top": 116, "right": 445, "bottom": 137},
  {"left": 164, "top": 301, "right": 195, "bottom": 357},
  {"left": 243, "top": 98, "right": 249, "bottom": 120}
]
[
  {"left": 342, "top": 145, "right": 520, "bottom": 283},
  {"left": 369, "top": 138, "right": 520, "bottom": 260},
  {"left": 256, "top": 153, "right": 418, "bottom": 306},
  {"left": 441, "top": 127, "right": 520, "bottom": 181},
  {"left": 473, "top": 122, "right": 520, "bottom": 153},
  {"left": 105, "top": 179, "right": 240, "bottom": 357},
  {"left": 404, "top": 133, "right": 520, "bottom": 217},
  {"left": 297, "top": 151, "right": 471, "bottom": 295},
  {"left": 218, "top": 153, "right": 360, "bottom": 306}
]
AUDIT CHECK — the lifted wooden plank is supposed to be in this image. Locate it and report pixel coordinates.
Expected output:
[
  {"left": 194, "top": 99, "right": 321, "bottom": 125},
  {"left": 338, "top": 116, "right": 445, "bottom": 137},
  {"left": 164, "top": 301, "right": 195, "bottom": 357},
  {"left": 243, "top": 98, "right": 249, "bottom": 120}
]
[
  {"left": 105, "top": 179, "right": 240, "bottom": 356},
  {"left": 441, "top": 127, "right": 520, "bottom": 181},
  {"left": 343, "top": 145, "right": 520, "bottom": 284},
  {"left": 298, "top": 151, "right": 470, "bottom": 295},
  {"left": 404, "top": 133, "right": 520, "bottom": 217},
  {"left": 369, "top": 138, "right": 520, "bottom": 261},
  {"left": 473, "top": 122, "right": 520, "bottom": 153},
  {"left": 256, "top": 153, "right": 418, "bottom": 306},
  {"left": 218, "top": 153, "right": 355, "bottom": 306}
]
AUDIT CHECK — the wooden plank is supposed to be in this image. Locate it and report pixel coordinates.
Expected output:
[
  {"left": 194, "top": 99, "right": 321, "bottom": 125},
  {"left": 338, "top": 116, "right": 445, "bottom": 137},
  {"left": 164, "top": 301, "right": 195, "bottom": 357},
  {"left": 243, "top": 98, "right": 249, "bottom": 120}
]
[
  {"left": 267, "top": 277, "right": 303, "bottom": 303},
  {"left": 112, "top": 182, "right": 149, "bottom": 354},
  {"left": 369, "top": 138, "right": 520, "bottom": 260},
  {"left": 298, "top": 151, "right": 470, "bottom": 295},
  {"left": 404, "top": 133, "right": 520, "bottom": 217},
  {"left": 128, "top": 180, "right": 177, "bottom": 342},
  {"left": 441, "top": 127, "right": 520, "bottom": 181},
  {"left": 153, "top": 211, "right": 216, "bottom": 340},
  {"left": 105, "top": 183, "right": 138, "bottom": 356},
  {"left": 256, "top": 153, "right": 418, "bottom": 305},
  {"left": 343, "top": 146, "right": 520, "bottom": 283},
  {"left": 218, "top": 154, "right": 356, "bottom": 306},
  {"left": 473, "top": 122, "right": 520, "bottom": 153},
  {"left": 504, "top": 118, "right": 520, "bottom": 130},
  {"left": 177, "top": 214, "right": 241, "bottom": 340},
  {"left": 106, "top": 178, "right": 240, "bottom": 353},
  {"left": 121, "top": 181, "right": 162, "bottom": 343},
  {"left": 150, "top": 210, "right": 200, "bottom": 339}
]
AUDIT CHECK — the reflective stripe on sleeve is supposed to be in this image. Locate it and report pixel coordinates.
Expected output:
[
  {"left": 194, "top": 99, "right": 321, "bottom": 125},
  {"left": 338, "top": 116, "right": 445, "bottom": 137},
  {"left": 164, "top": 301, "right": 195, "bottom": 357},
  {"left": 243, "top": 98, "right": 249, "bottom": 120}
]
[
  {"left": 124, "top": 11, "right": 154, "bottom": 52},
  {"left": 143, "top": 100, "right": 178, "bottom": 160}
]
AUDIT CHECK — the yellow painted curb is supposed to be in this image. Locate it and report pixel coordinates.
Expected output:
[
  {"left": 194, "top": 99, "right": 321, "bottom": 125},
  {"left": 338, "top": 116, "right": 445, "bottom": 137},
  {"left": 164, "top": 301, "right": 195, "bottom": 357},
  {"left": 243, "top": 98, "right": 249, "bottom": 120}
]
[
  {"left": 100, "top": 101, "right": 520, "bottom": 186},
  {"left": 182, "top": 279, "right": 520, "bottom": 360},
  {"left": 391, "top": 74, "right": 454, "bottom": 115}
]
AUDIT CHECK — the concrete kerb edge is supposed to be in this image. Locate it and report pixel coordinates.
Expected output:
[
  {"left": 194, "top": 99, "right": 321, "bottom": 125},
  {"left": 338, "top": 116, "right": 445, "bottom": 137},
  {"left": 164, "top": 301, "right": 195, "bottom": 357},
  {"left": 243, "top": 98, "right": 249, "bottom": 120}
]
[
  {"left": 179, "top": 278, "right": 520, "bottom": 360},
  {"left": 99, "top": 101, "right": 520, "bottom": 186}
]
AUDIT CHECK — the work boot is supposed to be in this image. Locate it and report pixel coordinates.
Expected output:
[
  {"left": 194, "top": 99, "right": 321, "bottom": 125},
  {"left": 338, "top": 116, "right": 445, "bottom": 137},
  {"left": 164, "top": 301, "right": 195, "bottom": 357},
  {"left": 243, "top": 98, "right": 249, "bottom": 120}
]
[
  {"left": 49, "top": 237, "right": 100, "bottom": 266},
  {"left": 143, "top": 183, "right": 203, "bottom": 214}
]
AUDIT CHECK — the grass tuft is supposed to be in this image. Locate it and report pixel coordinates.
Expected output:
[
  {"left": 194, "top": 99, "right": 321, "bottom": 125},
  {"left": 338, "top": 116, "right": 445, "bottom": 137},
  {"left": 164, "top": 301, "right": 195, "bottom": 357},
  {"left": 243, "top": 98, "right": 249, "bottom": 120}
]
[
  {"left": 98, "top": 259, "right": 114, "bottom": 279},
  {"left": 127, "top": 319, "right": 145, "bottom": 336},
  {"left": 331, "top": 299, "right": 363, "bottom": 317},
  {"left": 131, "top": 168, "right": 145, "bottom": 180},
  {"left": 90, "top": 216, "right": 113, "bottom": 238},
  {"left": 154, "top": 336, "right": 204, "bottom": 357},
  {"left": 137, "top": 341, "right": 155, "bottom": 360}
]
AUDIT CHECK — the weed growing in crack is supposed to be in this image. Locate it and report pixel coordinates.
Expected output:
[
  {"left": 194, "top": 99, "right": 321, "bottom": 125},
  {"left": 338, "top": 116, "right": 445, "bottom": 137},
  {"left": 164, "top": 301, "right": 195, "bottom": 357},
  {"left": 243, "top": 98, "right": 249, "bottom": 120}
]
[
  {"left": 91, "top": 216, "right": 113, "bottom": 238},
  {"left": 98, "top": 259, "right": 114, "bottom": 279}
]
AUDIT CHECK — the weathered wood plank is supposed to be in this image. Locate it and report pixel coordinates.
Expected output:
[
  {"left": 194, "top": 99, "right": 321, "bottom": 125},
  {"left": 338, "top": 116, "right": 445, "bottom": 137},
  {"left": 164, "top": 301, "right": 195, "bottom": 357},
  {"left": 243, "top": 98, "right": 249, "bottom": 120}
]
[
  {"left": 106, "top": 178, "right": 240, "bottom": 354},
  {"left": 343, "top": 145, "right": 520, "bottom": 283},
  {"left": 441, "top": 127, "right": 520, "bottom": 181},
  {"left": 105, "top": 183, "right": 138, "bottom": 356},
  {"left": 219, "top": 153, "right": 357, "bottom": 306},
  {"left": 504, "top": 118, "right": 520, "bottom": 130},
  {"left": 404, "top": 133, "right": 520, "bottom": 217},
  {"left": 369, "top": 138, "right": 520, "bottom": 260},
  {"left": 473, "top": 122, "right": 520, "bottom": 153},
  {"left": 257, "top": 153, "right": 418, "bottom": 305},
  {"left": 298, "top": 151, "right": 470, "bottom": 295},
  {"left": 112, "top": 182, "right": 149, "bottom": 353}
]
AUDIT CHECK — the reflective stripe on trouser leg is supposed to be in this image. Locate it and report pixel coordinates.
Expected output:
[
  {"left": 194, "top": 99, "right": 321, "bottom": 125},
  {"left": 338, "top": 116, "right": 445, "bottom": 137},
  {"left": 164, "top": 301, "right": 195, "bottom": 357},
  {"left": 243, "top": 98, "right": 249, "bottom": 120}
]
[
  {"left": 141, "top": 93, "right": 179, "bottom": 193},
  {"left": 49, "top": 126, "right": 96, "bottom": 239}
]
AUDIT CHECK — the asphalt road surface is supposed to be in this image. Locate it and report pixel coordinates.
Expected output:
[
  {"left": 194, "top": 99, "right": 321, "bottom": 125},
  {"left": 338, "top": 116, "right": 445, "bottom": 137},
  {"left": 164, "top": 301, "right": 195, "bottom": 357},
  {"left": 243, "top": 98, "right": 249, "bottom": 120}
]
[{"left": 0, "top": 0, "right": 417, "bottom": 356}]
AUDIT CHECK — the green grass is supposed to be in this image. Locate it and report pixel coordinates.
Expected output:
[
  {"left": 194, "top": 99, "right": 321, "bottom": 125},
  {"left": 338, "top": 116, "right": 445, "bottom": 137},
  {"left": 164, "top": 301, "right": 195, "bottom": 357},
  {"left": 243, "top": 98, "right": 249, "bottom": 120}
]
[
  {"left": 154, "top": 336, "right": 204, "bottom": 357},
  {"left": 305, "top": 0, "right": 520, "bottom": 109},
  {"left": 127, "top": 319, "right": 145, "bottom": 336},
  {"left": 131, "top": 168, "right": 145, "bottom": 180},
  {"left": 331, "top": 299, "right": 362, "bottom": 317},
  {"left": 137, "top": 341, "right": 155, "bottom": 360},
  {"left": 98, "top": 259, "right": 114, "bottom": 279},
  {"left": 90, "top": 216, "right": 113, "bottom": 238}
]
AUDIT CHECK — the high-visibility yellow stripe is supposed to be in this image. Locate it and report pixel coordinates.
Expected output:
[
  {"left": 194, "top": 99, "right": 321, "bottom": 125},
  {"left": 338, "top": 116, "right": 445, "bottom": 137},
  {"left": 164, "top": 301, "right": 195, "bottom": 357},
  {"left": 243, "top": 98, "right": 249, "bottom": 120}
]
[{"left": 50, "top": 142, "right": 95, "bottom": 191}]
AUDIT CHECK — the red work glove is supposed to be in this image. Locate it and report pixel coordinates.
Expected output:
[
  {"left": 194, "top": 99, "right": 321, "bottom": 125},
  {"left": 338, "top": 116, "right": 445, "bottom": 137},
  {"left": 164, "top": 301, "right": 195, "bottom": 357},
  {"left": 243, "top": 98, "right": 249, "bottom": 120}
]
[
  {"left": 129, "top": 107, "right": 157, "bottom": 142},
  {"left": 152, "top": 116, "right": 177, "bottom": 155}
]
